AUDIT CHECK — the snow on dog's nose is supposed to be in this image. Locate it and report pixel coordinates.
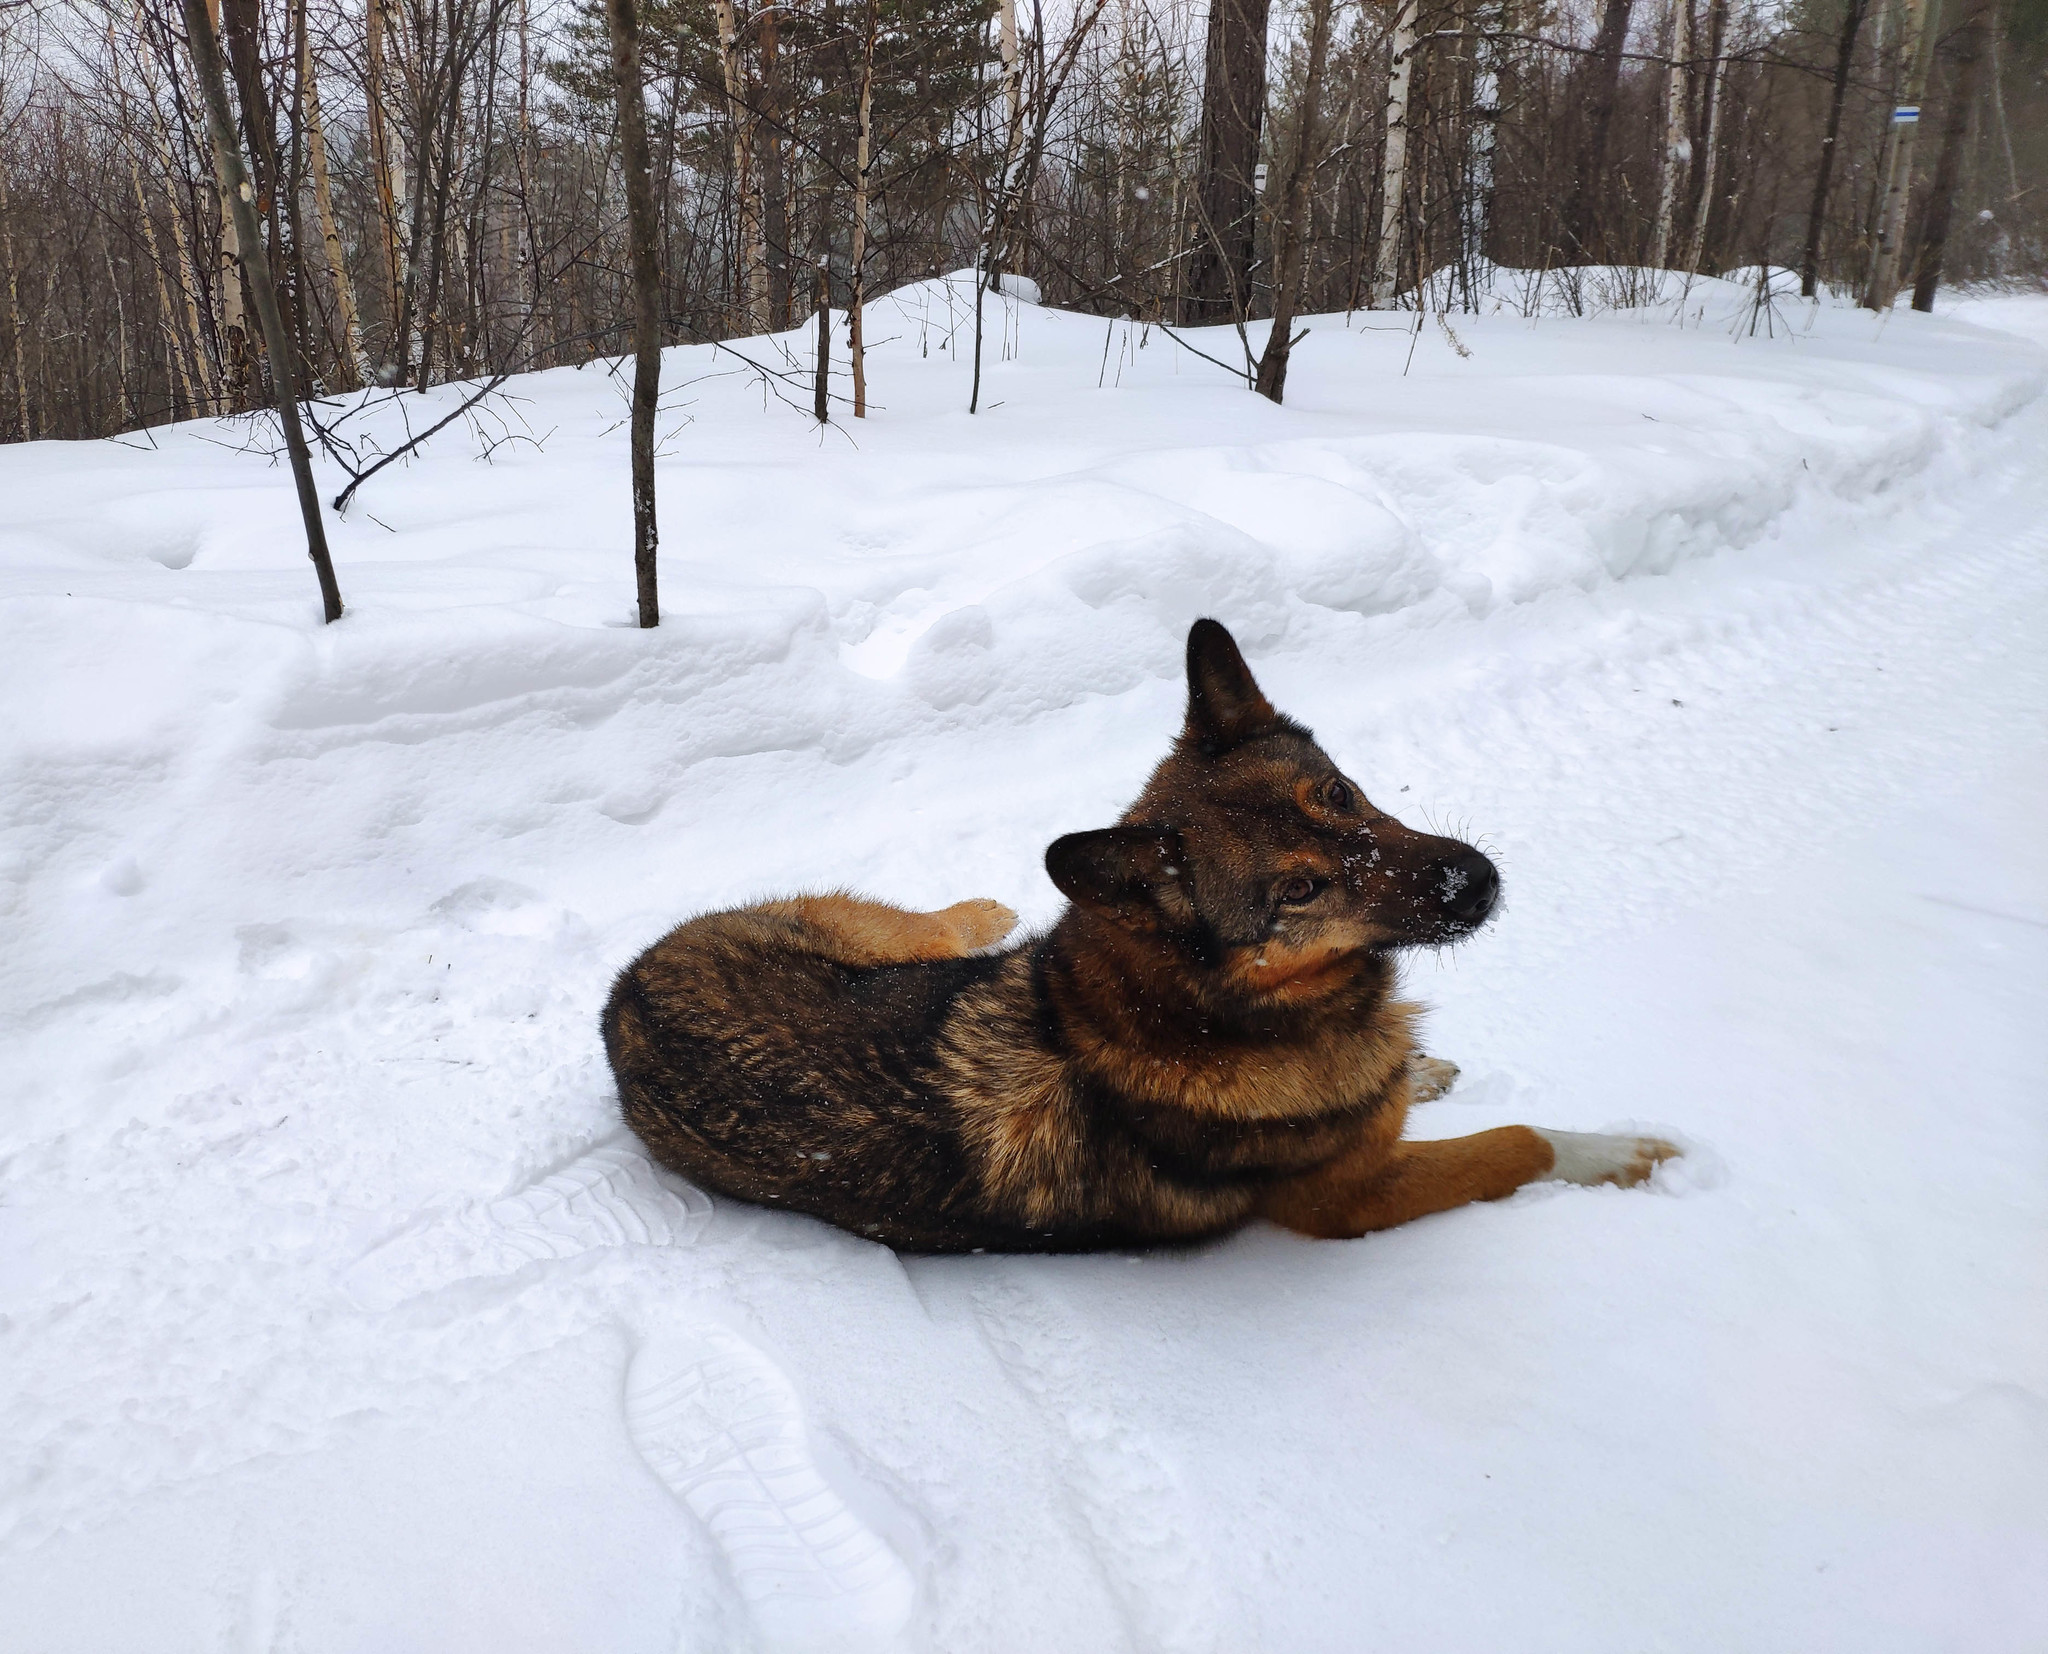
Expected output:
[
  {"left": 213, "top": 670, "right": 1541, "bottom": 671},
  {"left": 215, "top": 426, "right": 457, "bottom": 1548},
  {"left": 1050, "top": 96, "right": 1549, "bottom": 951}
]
[{"left": 1434, "top": 849, "right": 1500, "bottom": 928}]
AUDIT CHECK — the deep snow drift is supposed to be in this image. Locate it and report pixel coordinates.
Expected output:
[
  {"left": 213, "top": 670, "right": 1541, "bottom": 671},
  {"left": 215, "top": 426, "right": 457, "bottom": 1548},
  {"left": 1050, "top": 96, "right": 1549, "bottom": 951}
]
[{"left": 1, "top": 276, "right": 2044, "bottom": 1652}]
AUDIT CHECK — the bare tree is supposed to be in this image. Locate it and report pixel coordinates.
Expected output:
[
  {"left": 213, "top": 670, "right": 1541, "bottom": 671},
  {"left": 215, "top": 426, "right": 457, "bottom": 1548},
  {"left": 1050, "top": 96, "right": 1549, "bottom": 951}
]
[
  {"left": 1255, "top": 0, "right": 1336, "bottom": 402},
  {"left": 179, "top": 0, "right": 343, "bottom": 621},
  {"left": 1910, "top": 0, "right": 1990, "bottom": 309},
  {"left": 714, "top": 0, "right": 767, "bottom": 331},
  {"left": 0, "top": 154, "right": 25, "bottom": 441},
  {"left": 1562, "top": 0, "right": 1638, "bottom": 258},
  {"left": 1183, "top": 0, "right": 1270, "bottom": 324},
  {"left": 813, "top": 253, "right": 829, "bottom": 424},
  {"left": 299, "top": 0, "right": 367, "bottom": 388},
  {"left": 606, "top": 0, "right": 662, "bottom": 627},
  {"left": 1801, "top": 0, "right": 1868, "bottom": 297},
  {"left": 364, "top": 0, "right": 406, "bottom": 365},
  {"left": 849, "top": 0, "right": 876, "bottom": 418},
  {"left": 755, "top": 2, "right": 790, "bottom": 323}
]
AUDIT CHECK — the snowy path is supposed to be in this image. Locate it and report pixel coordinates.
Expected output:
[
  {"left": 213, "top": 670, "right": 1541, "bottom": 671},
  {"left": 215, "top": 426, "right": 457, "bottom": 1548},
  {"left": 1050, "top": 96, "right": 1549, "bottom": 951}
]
[{"left": 1, "top": 284, "right": 2043, "bottom": 1651}]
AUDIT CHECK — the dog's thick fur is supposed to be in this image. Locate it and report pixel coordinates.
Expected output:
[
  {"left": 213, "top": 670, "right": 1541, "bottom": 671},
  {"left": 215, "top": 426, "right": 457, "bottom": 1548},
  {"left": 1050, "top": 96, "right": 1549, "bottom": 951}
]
[{"left": 604, "top": 620, "right": 1678, "bottom": 1252}]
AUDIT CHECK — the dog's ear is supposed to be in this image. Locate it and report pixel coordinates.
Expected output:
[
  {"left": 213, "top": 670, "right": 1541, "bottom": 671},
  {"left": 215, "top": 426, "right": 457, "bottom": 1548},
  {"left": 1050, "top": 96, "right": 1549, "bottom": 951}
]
[
  {"left": 1184, "top": 619, "right": 1279, "bottom": 755},
  {"left": 1045, "top": 826, "right": 1192, "bottom": 926}
]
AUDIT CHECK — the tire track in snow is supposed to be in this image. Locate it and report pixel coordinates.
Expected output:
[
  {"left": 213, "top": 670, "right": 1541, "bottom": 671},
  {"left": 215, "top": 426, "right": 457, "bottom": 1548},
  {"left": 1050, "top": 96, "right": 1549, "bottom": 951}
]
[
  {"left": 1360, "top": 434, "right": 2048, "bottom": 983},
  {"left": 968, "top": 1275, "right": 1221, "bottom": 1654},
  {"left": 343, "top": 1140, "right": 710, "bottom": 1310}
]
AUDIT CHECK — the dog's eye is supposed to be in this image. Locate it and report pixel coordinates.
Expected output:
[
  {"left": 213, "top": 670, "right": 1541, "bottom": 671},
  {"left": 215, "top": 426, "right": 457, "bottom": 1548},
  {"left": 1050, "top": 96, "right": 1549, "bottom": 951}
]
[
  {"left": 1277, "top": 876, "right": 1319, "bottom": 905},
  {"left": 1322, "top": 779, "right": 1353, "bottom": 811}
]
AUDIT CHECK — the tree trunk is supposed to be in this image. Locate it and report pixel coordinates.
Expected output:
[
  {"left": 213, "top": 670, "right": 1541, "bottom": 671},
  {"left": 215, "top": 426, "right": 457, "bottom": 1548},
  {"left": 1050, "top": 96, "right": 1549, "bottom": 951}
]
[
  {"left": 813, "top": 256, "right": 830, "bottom": 423},
  {"left": 1182, "top": 0, "right": 1271, "bottom": 325},
  {"left": 126, "top": 151, "right": 199, "bottom": 419},
  {"left": 1863, "top": 0, "right": 1941, "bottom": 308},
  {"left": 1652, "top": 0, "right": 1693, "bottom": 268},
  {"left": 988, "top": 0, "right": 1110, "bottom": 312},
  {"left": 194, "top": 0, "right": 255, "bottom": 409},
  {"left": 606, "top": 0, "right": 663, "bottom": 626},
  {"left": 515, "top": 0, "right": 543, "bottom": 342},
  {"left": 996, "top": 0, "right": 1024, "bottom": 274},
  {"left": 850, "top": 2, "right": 875, "bottom": 417},
  {"left": 299, "top": 3, "right": 368, "bottom": 389},
  {"left": 181, "top": 0, "right": 344, "bottom": 621},
  {"left": 713, "top": 0, "right": 766, "bottom": 332},
  {"left": 1801, "top": 0, "right": 1868, "bottom": 296},
  {"left": 140, "top": 44, "right": 220, "bottom": 410},
  {"left": 106, "top": 9, "right": 201, "bottom": 419},
  {"left": 1254, "top": 0, "right": 1335, "bottom": 402},
  {"left": 365, "top": 0, "right": 406, "bottom": 367},
  {"left": 105, "top": 239, "right": 134, "bottom": 428},
  {"left": 413, "top": 70, "right": 467, "bottom": 390},
  {"left": 1682, "top": 0, "right": 1729, "bottom": 274},
  {"left": 1984, "top": 26, "right": 2018, "bottom": 209},
  {"left": 221, "top": 0, "right": 291, "bottom": 374},
  {"left": 757, "top": 4, "right": 789, "bottom": 325},
  {"left": 1369, "top": 0, "right": 1418, "bottom": 307},
  {"left": 380, "top": 0, "right": 433, "bottom": 383},
  {"left": 280, "top": 0, "right": 316, "bottom": 385},
  {"left": 1562, "top": 0, "right": 1637, "bottom": 259},
  {"left": 0, "top": 160, "right": 27, "bottom": 440},
  {"left": 1464, "top": 1, "right": 1507, "bottom": 276},
  {"left": 1910, "top": 0, "right": 1989, "bottom": 310}
]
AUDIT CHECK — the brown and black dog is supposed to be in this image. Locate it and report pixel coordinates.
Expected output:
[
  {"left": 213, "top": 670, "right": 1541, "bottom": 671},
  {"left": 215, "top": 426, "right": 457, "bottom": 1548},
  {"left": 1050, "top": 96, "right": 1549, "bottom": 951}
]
[{"left": 604, "top": 618, "right": 1679, "bottom": 1252}]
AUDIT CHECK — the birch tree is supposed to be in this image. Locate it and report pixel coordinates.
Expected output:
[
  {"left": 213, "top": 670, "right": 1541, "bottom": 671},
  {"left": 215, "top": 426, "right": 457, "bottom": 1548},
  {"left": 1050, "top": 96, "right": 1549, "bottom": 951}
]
[
  {"left": 1370, "top": 0, "right": 1419, "bottom": 307},
  {"left": 1651, "top": 0, "right": 1692, "bottom": 268},
  {"left": 1863, "top": 0, "right": 1941, "bottom": 307},
  {"left": 299, "top": 2, "right": 367, "bottom": 388},
  {"left": 1682, "top": 0, "right": 1729, "bottom": 274}
]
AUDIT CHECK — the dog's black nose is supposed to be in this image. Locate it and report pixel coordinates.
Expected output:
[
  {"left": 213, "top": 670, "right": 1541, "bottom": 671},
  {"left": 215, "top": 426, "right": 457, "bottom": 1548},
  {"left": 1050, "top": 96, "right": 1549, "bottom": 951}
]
[{"left": 1435, "top": 850, "right": 1499, "bottom": 925}]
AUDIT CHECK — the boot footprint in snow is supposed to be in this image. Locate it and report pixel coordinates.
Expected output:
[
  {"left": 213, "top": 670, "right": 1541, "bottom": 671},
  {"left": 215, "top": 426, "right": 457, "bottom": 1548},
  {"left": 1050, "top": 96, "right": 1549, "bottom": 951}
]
[{"left": 624, "top": 1322, "right": 916, "bottom": 1654}]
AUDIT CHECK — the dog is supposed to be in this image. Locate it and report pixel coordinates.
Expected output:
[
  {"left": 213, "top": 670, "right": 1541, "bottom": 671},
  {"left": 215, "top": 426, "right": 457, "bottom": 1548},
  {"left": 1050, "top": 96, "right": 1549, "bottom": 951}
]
[{"left": 603, "top": 618, "right": 1679, "bottom": 1251}]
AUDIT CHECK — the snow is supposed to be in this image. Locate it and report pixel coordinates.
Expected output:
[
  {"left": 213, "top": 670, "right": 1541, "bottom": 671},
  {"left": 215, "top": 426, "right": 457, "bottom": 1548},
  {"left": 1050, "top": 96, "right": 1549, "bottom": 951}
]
[{"left": 2, "top": 275, "right": 2045, "bottom": 1651}]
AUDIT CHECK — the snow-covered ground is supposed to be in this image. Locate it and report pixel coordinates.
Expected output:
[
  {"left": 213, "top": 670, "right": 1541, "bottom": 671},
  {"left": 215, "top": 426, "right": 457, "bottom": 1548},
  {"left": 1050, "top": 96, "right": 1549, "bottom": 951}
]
[{"left": 2, "top": 276, "right": 2044, "bottom": 1652}]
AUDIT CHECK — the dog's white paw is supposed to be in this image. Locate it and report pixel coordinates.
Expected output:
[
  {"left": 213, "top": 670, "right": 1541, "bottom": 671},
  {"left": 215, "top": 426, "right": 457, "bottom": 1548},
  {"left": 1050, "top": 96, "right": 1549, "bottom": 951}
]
[{"left": 1534, "top": 1128, "right": 1681, "bottom": 1189}]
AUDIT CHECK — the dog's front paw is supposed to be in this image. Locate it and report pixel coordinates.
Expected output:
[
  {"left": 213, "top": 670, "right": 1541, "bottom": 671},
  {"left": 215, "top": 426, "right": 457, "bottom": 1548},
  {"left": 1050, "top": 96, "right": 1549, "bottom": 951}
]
[
  {"left": 1409, "top": 1056, "right": 1460, "bottom": 1103},
  {"left": 1534, "top": 1128, "right": 1681, "bottom": 1189},
  {"left": 935, "top": 898, "right": 1020, "bottom": 953}
]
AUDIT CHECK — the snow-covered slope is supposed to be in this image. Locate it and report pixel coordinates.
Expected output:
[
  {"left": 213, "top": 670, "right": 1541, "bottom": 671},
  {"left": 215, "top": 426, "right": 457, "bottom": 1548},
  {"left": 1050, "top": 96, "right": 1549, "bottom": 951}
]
[{"left": 2, "top": 278, "right": 2044, "bottom": 1652}]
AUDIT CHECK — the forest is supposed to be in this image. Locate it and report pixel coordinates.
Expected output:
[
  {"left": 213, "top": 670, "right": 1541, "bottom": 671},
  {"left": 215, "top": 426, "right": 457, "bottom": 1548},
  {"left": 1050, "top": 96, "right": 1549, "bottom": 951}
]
[{"left": 1, "top": 0, "right": 2043, "bottom": 442}]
